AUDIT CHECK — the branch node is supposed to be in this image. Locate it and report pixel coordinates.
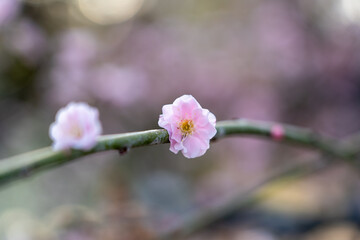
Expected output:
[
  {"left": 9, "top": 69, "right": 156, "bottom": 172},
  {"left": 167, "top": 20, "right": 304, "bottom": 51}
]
[{"left": 118, "top": 147, "right": 129, "bottom": 156}]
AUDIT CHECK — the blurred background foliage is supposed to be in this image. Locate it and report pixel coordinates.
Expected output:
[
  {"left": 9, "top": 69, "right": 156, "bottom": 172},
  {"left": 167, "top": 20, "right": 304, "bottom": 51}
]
[{"left": 1, "top": 0, "right": 360, "bottom": 239}]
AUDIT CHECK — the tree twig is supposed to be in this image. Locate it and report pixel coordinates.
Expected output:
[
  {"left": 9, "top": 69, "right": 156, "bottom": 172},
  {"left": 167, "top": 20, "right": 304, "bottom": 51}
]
[{"left": 0, "top": 119, "right": 356, "bottom": 188}]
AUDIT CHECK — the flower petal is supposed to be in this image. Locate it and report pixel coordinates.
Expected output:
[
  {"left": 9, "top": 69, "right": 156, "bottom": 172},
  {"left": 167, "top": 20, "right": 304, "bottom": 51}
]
[
  {"left": 158, "top": 95, "right": 216, "bottom": 158},
  {"left": 49, "top": 102, "right": 102, "bottom": 151}
]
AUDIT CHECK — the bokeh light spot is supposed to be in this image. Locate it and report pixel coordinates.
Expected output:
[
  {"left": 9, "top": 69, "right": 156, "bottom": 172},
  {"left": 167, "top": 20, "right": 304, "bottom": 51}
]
[
  {"left": 339, "top": 0, "right": 360, "bottom": 24},
  {"left": 77, "top": 0, "right": 143, "bottom": 25}
]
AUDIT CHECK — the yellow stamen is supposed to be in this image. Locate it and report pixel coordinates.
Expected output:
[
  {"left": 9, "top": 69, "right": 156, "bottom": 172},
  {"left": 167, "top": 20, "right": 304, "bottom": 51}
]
[
  {"left": 69, "top": 125, "right": 83, "bottom": 139},
  {"left": 179, "top": 119, "right": 194, "bottom": 137}
]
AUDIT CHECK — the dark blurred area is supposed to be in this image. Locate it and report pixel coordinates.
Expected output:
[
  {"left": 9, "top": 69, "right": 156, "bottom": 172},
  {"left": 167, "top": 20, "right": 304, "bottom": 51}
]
[{"left": 1, "top": 0, "right": 360, "bottom": 239}]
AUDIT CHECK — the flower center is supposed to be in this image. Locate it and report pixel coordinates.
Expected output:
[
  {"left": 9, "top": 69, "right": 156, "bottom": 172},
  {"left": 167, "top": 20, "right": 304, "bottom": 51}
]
[
  {"left": 69, "top": 125, "right": 83, "bottom": 139},
  {"left": 179, "top": 119, "right": 194, "bottom": 137}
]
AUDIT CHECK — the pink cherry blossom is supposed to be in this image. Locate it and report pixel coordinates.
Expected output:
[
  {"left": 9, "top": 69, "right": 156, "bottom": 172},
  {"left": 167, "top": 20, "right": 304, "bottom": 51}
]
[
  {"left": 158, "top": 95, "right": 217, "bottom": 158},
  {"left": 49, "top": 102, "right": 102, "bottom": 151}
]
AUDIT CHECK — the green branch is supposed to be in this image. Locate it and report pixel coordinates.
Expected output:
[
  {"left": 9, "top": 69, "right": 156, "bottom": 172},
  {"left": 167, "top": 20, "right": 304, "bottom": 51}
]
[
  {"left": 0, "top": 119, "right": 356, "bottom": 188},
  {"left": 215, "top": 120, "right": 347, "bottom": 158}
]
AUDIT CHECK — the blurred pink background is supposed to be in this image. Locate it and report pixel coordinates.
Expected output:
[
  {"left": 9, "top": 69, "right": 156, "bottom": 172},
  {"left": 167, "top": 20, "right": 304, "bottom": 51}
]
[{"left": 0, "top": 0, "right": 360, "bottom": 239}]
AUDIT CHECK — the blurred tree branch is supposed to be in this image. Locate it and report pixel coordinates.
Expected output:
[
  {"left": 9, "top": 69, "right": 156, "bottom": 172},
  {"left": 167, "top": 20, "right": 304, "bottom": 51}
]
[
  {"left": 158, "top": 155, "right": 331, "bottom": 239},
  {"left": 158, "top": 120, "right": 360, "bottom": 239},
  {"left": 0, "top": 119, "right": 358, "bottom": 188}
]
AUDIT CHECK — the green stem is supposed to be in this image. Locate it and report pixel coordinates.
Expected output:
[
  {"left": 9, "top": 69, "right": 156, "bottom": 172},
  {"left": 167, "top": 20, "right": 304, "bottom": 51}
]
[
  {"left": 0, "top": 129, "right": 169, "bottom": 187},
  {"left": 215, "top": 120, "right": 345, "bottom": 158},
  {"left": 0, "top": 119, "right": 354, "bottom": 188}
]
